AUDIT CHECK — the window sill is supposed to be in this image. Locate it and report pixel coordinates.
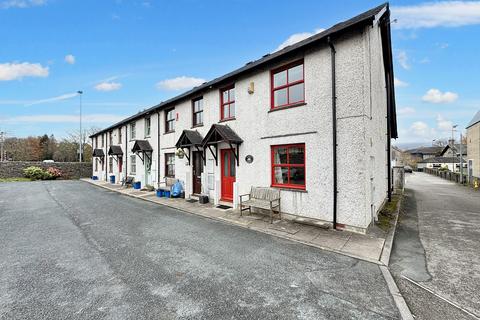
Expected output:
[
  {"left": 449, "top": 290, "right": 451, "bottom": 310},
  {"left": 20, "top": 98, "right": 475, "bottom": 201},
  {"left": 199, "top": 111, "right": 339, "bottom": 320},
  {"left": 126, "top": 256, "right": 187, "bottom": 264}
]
[
  {"left": 271, "top": 185, "right": 307, "bottom": 193},
  {"left": 191, "top": 124, "right": 204, "bottom": 129},
  {"left": 144, "top": 135, "right": 151, "bottom": 139},
  {"left": 219, "top": 117, "right": 236, "bottom": 123},
  {"left": 164, "top": 131, "right": 175, "bottom": 135},
  {"left": 268, "top": 102, "right": 307, "bottom": 113}
]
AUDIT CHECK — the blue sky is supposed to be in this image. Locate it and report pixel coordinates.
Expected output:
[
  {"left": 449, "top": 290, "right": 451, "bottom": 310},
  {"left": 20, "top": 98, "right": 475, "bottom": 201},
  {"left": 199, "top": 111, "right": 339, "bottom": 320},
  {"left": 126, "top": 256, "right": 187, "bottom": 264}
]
[{"left": 1, "top": 0, "right": 479, "bottom": 147}]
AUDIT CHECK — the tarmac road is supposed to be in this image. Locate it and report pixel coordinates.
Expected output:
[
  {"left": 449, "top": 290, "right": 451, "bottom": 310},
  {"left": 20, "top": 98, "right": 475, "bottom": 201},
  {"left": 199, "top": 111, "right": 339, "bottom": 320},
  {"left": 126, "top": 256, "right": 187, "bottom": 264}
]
[{"left": 0, "top": 180, "right": 400, "bottom": 320}]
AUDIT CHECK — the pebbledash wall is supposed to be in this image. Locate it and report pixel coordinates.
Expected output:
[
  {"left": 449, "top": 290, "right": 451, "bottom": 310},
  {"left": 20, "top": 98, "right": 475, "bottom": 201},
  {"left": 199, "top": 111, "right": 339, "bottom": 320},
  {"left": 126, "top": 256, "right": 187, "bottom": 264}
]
[
  {"left": 0, "top": 161, "right": 92, "bottom": 179},
  {"left": 90, "top": 4, "right": 397, "bottom": 232}
]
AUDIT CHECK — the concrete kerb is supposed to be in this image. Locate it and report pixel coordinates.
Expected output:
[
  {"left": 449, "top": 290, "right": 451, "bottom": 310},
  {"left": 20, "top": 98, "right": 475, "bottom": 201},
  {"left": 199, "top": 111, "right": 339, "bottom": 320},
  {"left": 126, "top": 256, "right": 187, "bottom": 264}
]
[
  {"left": 83, "top": 179, "right": 414, "bottom": 320},
  {"left": 380, "top": 195, "right": 403, "bottom": 266}
]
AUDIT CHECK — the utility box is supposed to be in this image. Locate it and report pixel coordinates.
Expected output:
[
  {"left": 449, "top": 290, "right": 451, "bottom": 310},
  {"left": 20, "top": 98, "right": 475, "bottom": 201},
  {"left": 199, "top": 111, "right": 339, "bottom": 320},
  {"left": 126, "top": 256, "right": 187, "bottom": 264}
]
[{"left": 199, "top": 195, "right": 209, "bottom": 204}]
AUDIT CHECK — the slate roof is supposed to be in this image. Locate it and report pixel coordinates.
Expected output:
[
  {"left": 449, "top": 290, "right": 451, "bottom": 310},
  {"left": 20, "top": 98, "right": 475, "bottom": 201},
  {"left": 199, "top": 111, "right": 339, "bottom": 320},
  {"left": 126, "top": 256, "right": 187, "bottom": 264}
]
[
  {"left": 108, "top": 145, "right": 124, "bottom": 156},
  {"left": 405, "top": 146, "right": 443, "bottom": 155},
  {"left": 90, "top": 3, "right": 396, "bottom": 138},
  {"left": 92, "top": 149, "right": 105, "bottom": 157},
  {"left": 175, "top": 130, "right": 204, "bottom": 148},
  {"left": 202, "top": 124, "right": 243, "bottom": 146},
  {"left": 466, "top": 110, "right": 480, "bottom": 129},
  {"left": 440, "top": 144, "right": 467, "bottom": 156},
  {"left": 131, "top": 140, "right": 153, "bottom": 153},
  {"left": 418, "top": 156, "right": 465, "bottom": 164}
]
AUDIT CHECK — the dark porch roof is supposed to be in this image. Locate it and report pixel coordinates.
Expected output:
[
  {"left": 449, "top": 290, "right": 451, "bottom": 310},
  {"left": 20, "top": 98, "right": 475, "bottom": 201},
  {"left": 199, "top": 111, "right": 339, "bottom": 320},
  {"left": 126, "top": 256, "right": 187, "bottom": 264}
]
[
  {"left": 202, "top": 124, "right": 243, "bottom": 146},
  {"left": 175, "top": 130, "right": 204, "bottom": 148},
  {"left": 131, "top": 140, "right": 153, "bottom": 153},
  {"left": 108, "top": 145, "right": 124, "bottom": 156},
  {"left": 92, "top": 149, "right": 105, "bottom": 157}
]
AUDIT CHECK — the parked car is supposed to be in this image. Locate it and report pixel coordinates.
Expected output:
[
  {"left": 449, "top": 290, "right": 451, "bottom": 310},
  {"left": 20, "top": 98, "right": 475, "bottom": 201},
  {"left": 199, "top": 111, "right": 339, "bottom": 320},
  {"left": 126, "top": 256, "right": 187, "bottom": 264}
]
[
  {"left": 42, "top": 159, "right": 54, "bottom": 163},
  {"left": 404, "top": 165, "right": 413, "bottom": 173}
]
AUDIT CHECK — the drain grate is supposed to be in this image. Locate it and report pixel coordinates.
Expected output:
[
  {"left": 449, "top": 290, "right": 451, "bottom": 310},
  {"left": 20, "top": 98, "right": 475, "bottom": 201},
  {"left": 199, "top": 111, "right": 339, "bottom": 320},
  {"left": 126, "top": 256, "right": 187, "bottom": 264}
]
[{"left": 216, "top": 205, "right": 232, "bottom": 210}]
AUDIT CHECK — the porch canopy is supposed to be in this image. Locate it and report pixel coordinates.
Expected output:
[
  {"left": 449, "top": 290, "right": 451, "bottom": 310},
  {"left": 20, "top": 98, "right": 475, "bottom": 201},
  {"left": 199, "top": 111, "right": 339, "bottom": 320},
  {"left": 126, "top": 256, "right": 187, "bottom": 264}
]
[
  {"left": 92, "top": 149, "right": 105, "bottom": 158},
  {"left": 175, "top": 130, "right": 204, "bottom": 163},
  {"left": 201, "top": 124, "right": 243, "bottom": 166},
  {"left": 131, "top": 140, "right": 153, "bottom": 163},
  {"left": 108, "top": 145, "right": 123, "bottom": 162}
]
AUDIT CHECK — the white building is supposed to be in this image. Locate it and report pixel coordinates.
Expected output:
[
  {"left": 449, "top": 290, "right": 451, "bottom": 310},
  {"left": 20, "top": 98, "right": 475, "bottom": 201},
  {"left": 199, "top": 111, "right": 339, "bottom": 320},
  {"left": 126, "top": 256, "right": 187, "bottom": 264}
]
[{"left": 90, "top": 4, "right": 397, "bottom": 233}]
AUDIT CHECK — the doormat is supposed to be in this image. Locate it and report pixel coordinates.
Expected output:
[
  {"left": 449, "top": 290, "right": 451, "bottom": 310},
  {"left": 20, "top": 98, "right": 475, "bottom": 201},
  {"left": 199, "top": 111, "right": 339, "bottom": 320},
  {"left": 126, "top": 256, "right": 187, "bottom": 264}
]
[
  {"left": 186, "top": 199, "right": 198, "bottom": 203},
  {"left": 216, "top": 205, "right": 232, "bottom": 210}
]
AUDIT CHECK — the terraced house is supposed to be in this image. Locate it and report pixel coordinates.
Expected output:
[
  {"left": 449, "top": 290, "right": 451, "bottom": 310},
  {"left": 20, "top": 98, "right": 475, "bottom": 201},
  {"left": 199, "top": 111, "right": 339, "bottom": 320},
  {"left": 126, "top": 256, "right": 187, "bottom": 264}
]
[{"left": 90, "top": 3, "right": 397, "bottom": 233}]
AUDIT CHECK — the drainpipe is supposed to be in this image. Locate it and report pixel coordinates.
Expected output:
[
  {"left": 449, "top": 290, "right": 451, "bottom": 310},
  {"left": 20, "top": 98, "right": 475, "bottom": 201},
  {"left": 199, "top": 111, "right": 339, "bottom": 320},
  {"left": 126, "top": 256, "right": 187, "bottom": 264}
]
[
  {"left": 386, "top": 74, "right": 392, "bottom": 202},
  {"left": 105, "top": 133, "right": 108, "bottom": 181},
  {"left": 125, "top": 125, "right": 128, "bottom": 180},
  {"left": 157, "top": 111, "right": 160, "bottom": 188},
  {"left": 328, "top": 36, "right": 338, "bottom": 230}
]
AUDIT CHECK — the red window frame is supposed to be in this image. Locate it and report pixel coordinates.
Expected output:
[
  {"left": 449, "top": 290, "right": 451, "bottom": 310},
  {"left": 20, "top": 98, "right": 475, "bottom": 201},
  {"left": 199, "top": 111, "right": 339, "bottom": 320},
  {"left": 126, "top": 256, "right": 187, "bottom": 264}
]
[
  {"left": 165, "top": 108, "right": 175, "bottom": 133},
  {"left": 220, "top": 84, "right": 235, "bottom": 120},
  {"left": 271, "top": 143, "right": 306, "bottom": 190},
  {"left": 270, "top": 60, "right": 305, "bottom": 109}
]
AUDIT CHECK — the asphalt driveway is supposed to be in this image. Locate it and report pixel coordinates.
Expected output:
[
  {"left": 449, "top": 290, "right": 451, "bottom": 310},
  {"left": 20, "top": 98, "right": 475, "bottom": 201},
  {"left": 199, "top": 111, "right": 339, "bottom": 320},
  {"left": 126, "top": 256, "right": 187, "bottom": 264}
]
[{"left": 0, "top": 180, "right": 399, "bottom": 320}]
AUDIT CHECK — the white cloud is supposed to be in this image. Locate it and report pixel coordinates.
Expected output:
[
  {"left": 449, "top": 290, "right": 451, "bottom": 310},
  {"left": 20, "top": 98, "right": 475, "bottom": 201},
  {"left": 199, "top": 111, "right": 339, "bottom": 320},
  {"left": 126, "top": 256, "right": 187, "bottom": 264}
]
[
  {"left": 436, "top": 114, "right": 453, "bottom": 131},
  {"left": 64, "top": 54, "right": 75, "bottom": 64},
  {"left": 0, "top": 0, "right": 46, "bottom": 9},
  {"left": 396, "top": 50, "right": 410, "bottom": 70},
  {"left": 2, "top": 113, "right": 126, "bottom": 124},
  {"left": 0, "top": 62, "right": 49, "bottom": 81},
  {"left": 156, "top": 76, "right": 206, "bottom": 91},
  {"left": 275, "top": 28, "right": 325, "bottom": 52},
  {"left": 26, "top": 92, "right": 79, "bottom": 106},
  {"left": 410, "top": 121, "right": 436, "bottom": 139},
  {"left": 95, "top": 82, "right": 122, "bottom": 92},
  {"left": 398, "top": 107, "right": 416, "bottom": 115},
  {"left": 422, "top": 88, "right": 458, "bottom": 104},
  {"left": 392, "top": 1, "right": 480, "bottom": 29},
  {"left": 394, "top": 77, "right": 409, "bottom": 87}
]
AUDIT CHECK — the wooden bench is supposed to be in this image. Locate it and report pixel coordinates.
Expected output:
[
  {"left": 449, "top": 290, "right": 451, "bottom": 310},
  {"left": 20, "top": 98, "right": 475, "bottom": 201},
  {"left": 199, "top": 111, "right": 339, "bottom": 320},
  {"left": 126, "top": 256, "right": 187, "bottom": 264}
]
[
  {"left": 121, "top": 176, "right": 135, "bottom": 188},
  {"left": 157, "top": 177, "right": 178, "bottom": 196},
  {"left": 240, "top": 187, "right": 281, "bottom": 223}
]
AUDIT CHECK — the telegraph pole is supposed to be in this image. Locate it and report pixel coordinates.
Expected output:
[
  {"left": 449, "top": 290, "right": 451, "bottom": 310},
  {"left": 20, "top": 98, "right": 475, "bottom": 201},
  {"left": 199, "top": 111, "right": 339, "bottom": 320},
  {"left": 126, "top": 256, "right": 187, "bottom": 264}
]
[
  {"left": 77, "top": 91, "right": 83, "bottom": 162},
  {"left": 0, "top": 131, "right": 5, "bottom": 162}
]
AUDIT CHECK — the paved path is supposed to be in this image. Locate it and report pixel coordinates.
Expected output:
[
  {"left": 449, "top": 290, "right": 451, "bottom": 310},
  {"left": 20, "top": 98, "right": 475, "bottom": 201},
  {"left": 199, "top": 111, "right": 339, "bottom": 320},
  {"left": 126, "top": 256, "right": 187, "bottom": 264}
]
[
  {"left": 390, "top": 172, "right": 480, "bottom": 320},
  {"left": 0, "top": 181, "right": 400, "bottom": 320}
]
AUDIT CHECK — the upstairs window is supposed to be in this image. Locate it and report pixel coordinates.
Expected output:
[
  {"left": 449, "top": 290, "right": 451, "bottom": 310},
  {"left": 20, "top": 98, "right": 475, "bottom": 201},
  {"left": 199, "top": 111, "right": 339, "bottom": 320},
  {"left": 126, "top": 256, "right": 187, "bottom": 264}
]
[
  {"left": 101, "top": 135, "right": 104, "bottom": 148},
  {"left": 271, "top": 144, "right": 305, "bottom": 189},
  {"left": 118, "top": 128, "right": 122, "bottom": 144},
  {"left": 109, "top": 131, "right": 113, "bottom": 145},
  {"left": 130, "top": 122, "right": 136, "bottom": 140},
  {"left": 192, "top": 97, "right": 203, "bottom": 126},
  {"left": 145, "top": 117, "right": 151, "bottom": 137},
  {"left": 220, "top": 85, "right": 235, "bottom": 120},
  {"left": 165, "top": 108, "right": 175, "bottom": 133},
  {"left": 271, "top": 61, "right": 304, "bottom": 109}
]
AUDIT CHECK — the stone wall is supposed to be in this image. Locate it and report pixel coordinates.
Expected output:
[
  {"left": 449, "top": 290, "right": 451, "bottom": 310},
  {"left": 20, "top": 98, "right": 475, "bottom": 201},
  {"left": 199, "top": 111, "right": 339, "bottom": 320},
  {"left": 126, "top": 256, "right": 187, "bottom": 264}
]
[{"left": 0, "top": 161, "right": 92, "bottom": 179}]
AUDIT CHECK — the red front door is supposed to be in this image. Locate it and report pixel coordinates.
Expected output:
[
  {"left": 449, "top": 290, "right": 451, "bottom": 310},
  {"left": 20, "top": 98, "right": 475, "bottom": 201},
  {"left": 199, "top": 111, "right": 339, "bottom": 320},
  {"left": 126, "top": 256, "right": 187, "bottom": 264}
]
[{"left": 221, "top": 149, "right": 236, "bottom": 201}]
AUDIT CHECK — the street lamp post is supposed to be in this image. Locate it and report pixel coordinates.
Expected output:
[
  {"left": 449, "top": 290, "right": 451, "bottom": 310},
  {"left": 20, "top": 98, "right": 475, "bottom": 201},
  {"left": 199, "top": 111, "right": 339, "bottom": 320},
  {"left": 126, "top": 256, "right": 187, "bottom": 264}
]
[{"left": 77, "top": 91, "right": 83, "bottom": 162}]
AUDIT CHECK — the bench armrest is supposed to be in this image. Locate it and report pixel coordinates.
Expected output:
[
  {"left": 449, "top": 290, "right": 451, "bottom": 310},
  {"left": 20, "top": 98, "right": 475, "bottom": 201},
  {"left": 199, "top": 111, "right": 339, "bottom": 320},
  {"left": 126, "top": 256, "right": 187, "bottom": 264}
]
[
  {"left": 269, "top": 198, "right": 280, "bottom": 207},
  {"left": 239, "top": 194, "right": 250, "bottom": 200}
]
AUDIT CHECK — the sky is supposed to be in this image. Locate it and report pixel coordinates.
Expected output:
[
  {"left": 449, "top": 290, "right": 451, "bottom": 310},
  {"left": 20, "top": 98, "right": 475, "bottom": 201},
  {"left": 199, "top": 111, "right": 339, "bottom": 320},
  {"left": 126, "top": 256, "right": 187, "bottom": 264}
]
[{"left": 1, "top": 0, "right": 479, "bottom": 148}]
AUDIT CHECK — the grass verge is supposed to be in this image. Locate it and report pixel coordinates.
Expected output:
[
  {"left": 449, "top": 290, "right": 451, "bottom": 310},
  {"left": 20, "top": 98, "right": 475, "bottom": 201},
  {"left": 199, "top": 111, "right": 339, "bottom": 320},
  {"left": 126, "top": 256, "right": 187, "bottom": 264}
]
[
  {"left": 376, "top": 194, "right": 401, "bottom": 232},
  {"left": 0, "top": 177, "right": 31, "bottom": 182}
]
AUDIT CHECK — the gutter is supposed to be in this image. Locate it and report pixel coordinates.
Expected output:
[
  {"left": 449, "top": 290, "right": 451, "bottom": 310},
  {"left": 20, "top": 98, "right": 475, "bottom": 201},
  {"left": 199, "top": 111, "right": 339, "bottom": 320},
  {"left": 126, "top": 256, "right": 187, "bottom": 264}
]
[
  {"left": 328, "top": 36, "right": 338, "bottom": 230},
  {"left": 157, "top": 112, "right": 160, "bottom": 188}
]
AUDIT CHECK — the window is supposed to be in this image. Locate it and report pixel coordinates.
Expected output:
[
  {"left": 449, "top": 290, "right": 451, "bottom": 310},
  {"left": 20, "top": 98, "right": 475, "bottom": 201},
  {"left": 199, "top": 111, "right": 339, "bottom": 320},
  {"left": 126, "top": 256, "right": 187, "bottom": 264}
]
[
  {"left": 220, "top": 85, "right": 235, "bottom": 120},
  {"left": 101, "top": 134, "right": 104, "bottom": 147},
  {"left": 271, "top": 144, "right": 305, "bottom": 189},
  {"left": 165, "top": 108, "right": 175, "bottom": 133},
  {"left": 271, "top": 61, "right": 304, "bottom": 109},
  {"left": 95, "top": 158, "right": 98, "bottom": 171},
  {"left": 118, "top": 128, "right": 122, "bottom": 144},
  {"left": 119, "top": 156, "right": 123, "bottom": 172},
  {"left": 145, "top": 117, "right": 151, "bottom": 137},
  {"left": 109, "top": 131, "right": 113, "bottom": 145},
  {"left": 192, "top": 97, "right": 203, "bottom": 126},
  {"left": 130, "top": 155, "right": 136, "bottom": 174},
  {"left": 109, "top": 157, "right": 113, "bottom": 173},
  {"left": 165, "top": 153, "right": 175, "bottom": 177},
  {"left": 95, "top": 136, "right": 98, "bottom": 148},
  {"left": 130, "top": 122, "right": 136, "bottom": 140}
]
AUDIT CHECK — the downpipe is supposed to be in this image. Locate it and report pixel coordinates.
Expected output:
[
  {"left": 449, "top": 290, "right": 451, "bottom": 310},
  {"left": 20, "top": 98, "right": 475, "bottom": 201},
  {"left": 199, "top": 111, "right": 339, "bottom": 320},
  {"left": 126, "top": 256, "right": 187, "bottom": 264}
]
[{"left": 328, "top": 36, "right": 338, "bottom": 230}]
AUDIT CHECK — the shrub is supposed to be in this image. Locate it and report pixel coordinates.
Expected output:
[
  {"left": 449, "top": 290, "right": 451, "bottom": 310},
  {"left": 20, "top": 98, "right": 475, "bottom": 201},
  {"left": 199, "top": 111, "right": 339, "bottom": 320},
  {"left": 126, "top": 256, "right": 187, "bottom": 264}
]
[
  {"left": 46, "top": 167, "right": 62, "bottom": 179},
  {"left": 23, "top": 166, "right": 57, "bottom": 180}
]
